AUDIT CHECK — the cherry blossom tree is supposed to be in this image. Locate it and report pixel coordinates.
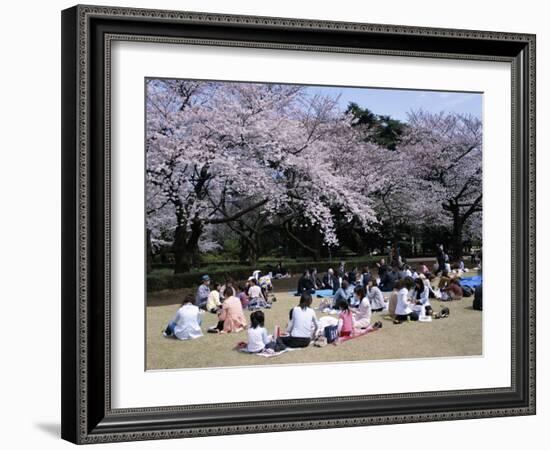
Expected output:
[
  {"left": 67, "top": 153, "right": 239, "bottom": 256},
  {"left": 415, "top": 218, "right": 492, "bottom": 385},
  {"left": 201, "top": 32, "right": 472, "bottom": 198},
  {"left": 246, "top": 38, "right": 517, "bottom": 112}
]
[
  {"left": 146, "top": 80, "right": 380, "bottom": 272},
  {"left": 397, "top": 111, "right": 482, "bottom": 259}
]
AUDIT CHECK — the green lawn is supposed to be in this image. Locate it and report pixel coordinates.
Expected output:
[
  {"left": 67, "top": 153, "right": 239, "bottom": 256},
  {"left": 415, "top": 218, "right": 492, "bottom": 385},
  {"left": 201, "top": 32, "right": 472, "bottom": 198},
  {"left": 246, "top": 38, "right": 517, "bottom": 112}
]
[{"left": 146, "top": 274, "right": 482, "bottom": 370}]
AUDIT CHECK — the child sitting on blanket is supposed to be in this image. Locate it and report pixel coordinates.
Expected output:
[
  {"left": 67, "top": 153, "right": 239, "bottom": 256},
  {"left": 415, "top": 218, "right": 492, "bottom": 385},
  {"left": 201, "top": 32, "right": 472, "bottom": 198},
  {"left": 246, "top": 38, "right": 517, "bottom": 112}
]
[
  {"left": 246, "top": 311, "right": 272, "bottom": 353},
  {"left": 337, "top": 300, "right": 354, "bottom": 337}
]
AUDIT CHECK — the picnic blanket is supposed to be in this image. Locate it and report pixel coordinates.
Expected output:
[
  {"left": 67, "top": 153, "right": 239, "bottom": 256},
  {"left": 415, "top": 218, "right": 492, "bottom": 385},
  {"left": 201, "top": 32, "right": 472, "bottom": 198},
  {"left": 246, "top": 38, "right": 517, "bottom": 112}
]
[
  {"left": 290, "top": 289, "right": 335, "bottom": 297},
  {"left": 460, "top": 275, "right": 482, "bottom": 289},
  {"left": 336, "top": 327, "right": 379, "bottom": 344},
  {"left": 234, "top": 342, "right": 299, "bottom": 358}
]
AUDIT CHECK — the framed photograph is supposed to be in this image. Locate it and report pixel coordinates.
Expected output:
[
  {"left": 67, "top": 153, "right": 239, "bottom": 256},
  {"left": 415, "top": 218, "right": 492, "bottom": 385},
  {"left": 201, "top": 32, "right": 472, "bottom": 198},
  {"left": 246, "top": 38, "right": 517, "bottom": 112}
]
[{"left": 61, "top": 4, "right": 536, "bottom": 444}]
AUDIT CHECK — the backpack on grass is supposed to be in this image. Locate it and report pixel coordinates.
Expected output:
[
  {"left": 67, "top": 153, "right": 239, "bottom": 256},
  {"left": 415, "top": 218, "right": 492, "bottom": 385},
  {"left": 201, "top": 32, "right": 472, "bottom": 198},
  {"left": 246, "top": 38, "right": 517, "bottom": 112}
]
[
  {"left": 324, "top": 325, "right": 339, "bottom": 343},
  {"left": 462, "top": 285, "right": 474, "bottom": 297}
]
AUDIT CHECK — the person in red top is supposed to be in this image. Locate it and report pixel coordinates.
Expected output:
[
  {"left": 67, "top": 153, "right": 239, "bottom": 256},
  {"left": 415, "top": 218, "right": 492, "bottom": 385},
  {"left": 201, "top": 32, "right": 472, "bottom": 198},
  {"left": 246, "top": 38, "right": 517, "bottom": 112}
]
[
  {"left": 337, "top": 300, "right": 354, "bottom": 337},
  {"left": 443, "top": 279, "right": 463, "bottom": 300}
]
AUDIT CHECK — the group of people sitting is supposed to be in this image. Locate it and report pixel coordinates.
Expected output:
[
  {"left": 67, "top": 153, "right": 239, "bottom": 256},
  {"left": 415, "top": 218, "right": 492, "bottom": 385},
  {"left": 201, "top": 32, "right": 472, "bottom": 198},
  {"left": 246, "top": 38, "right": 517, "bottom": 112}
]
[
  {"left": 195, "top": 274, "right": 272, "bottom": 315},
  {"left": 296, "top": 257, "right": 478, "bottom": 324},
  {"left": 163, "top": 255, "right": 481, "bottom": 348},
  {"left": 162, "top": 278, "right": 384, "bottom": 350},
  {"left": 163, "top": 272, "right": 277, "bottom": 341}
]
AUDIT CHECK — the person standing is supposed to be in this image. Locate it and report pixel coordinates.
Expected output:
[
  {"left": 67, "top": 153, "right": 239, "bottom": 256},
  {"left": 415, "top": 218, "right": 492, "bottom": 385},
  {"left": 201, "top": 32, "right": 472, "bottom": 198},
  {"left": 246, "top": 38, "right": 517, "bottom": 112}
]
[{"left": 436, "top": 244, "right": 446, "bottom": 275}]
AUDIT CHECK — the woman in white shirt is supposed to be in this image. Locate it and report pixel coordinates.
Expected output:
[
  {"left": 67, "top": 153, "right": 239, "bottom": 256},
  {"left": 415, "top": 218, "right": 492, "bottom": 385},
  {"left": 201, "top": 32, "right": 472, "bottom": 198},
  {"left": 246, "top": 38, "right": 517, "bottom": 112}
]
[
  {"left": 353, "top": 286, "right": 372, "bottom": 329},
  {"left": 366, "top": 278, "right": 386, "bottom": 311},
  {"left": 247, "top": 278, "right": 271, "bottom": 310},
  {"left": 411, "top": 277, "right": 433, "bottom": 317},
  {"left": 247, "top": 311, "right": 272, "bottom": 353},
  {"left": 163, "top": 294, "right": 203, "bottom": 340},
  {"left": 280, "top": 293, "right": 320, "bottom": 347},
  {"left": 394, "top": 279, "right": 419, "bottom": 323}
]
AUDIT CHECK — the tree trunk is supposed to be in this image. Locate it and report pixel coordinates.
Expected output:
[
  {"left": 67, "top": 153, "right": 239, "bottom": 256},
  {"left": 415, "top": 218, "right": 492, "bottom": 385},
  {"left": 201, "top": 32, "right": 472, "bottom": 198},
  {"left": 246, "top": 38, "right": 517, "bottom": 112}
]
[
  {"left": 146, "top": 228, "right": 153, "bottom": 274},
  {"left": 248, "top": 245, "right": 259, "bottom": 268},
  {"left": 238, "top": 236, "right": 250, "bottom": 264},
  {"left": 451, "top": 215, "right": 464, "bottom": 261},
  {"left": 173, "top": 220, "right": 203, "bottom": 274}
]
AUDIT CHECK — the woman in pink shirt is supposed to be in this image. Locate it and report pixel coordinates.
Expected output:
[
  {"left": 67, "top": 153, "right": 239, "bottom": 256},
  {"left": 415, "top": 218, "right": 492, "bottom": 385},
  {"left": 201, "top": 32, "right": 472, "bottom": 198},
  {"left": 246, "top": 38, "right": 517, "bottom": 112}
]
[{"left": 218, "top": 295, "right": 247, "bottom": 333}]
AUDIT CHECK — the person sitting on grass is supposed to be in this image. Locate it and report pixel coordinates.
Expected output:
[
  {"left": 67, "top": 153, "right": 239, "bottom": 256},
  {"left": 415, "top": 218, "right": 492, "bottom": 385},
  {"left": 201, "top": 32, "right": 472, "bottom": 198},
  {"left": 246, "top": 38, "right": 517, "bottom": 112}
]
[
  {"left": 412, "top": 277, "right": 432, "bottom": 316},
  {"left": 350, "top": 285, "right": 362, "bottom": 307},
  {"left": 360, "top": 266, "right": 372, "bottom": 287},
  {"left": 246, "top": 311, "right": 274, "bottom": 353},
  {"left": 309, "top": 267, "right": 323, "bottom": 290},
  {"left": 398, "top": 265, "right": 412, "bottom": 280},
  {"left": 376, "top": 258, "right": 389, "bottom": 279},
  {"left": 418, "top": 264, "right": 430, "bottom": 275},
  {"left": 387, "top": 285, "right": 399, "bottom": 318},
  {"left": 367, "top": 278, "right": 386, "bottom": 312},
  {"left": 441, "top": 278, "right": 463, "bottom": 301},
  {"left": 206, "top": 283, "right": 222, "bottom": 313},
  {"left": 322, "top": 268, "right": 340, "bottom": 293},
  {"left": 394, "top": 279, "right": 419, "bottom": 324},
  {"left": 220, "top": 278, "right": 236, "bottom": 300},
  {"left": 332, "top": 280, "right": 351, "bottom": 309},
  {"left": 379, "top": 267, "right": 398, "bottom": 292},
  {"left": 337, "top": 300, "right": 354, "bottom": 337},
  {"left": 352, "top": 286, "right": 372, "bottom": 330},
  {"left": 195, "top": 274, "right": 211, "bottom": 310},
  {"left": 297, "top": 270, "right": 315, "bottom": 295},
  {"left": 236, "top": 285, "right": 249, "bottom": 309},
  {"left": 218, "top": 294, "right": 247, "bottom": 334},
  {"left": 247, "top": 278, "right": 271, "bottom": 310},
  {"left": 163, "top": 294, "right": 203, "bottom": 340},
  {"left": 279, "top": 293, "right": 320, "bottom": 348}
]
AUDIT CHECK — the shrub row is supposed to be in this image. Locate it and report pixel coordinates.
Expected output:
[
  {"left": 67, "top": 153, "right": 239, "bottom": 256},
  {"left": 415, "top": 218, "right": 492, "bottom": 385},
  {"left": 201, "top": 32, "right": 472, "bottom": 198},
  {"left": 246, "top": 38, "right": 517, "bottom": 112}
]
[{"left": 146, "top": 257, "right": 381, "bottom": 292}]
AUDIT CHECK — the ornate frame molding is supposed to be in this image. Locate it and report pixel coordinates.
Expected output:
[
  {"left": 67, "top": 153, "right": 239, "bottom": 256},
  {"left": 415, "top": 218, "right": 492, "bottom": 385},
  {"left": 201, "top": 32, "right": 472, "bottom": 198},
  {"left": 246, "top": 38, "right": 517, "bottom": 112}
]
[{"left": 61, "top": 4, "right": 536, "bottom": 444}]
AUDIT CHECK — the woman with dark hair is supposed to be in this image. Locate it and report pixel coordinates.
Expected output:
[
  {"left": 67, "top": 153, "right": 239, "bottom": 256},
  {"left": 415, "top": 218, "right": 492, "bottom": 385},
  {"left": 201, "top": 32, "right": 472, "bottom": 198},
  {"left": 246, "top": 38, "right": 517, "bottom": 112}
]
[
  {"left": 442, "top": 278, "right": 463, "bottom": 301},
  {"left": 246, "top": 311, "right": 271, "bottom": 353},
  {"left": 394, "top": 279, "right": 419, "bottom": 324},
  {"left": 360, "top": 266, "right": 371, "bottom": 286},
  {"left": 236, "top": 285, "right": 249, "bottom": 309},
  {"left": 296, "top": 270, "right": 315, "bottom": 295},
  {"left": 247, "top": 278, "right": 271, "bottom": 310},
  {"left": 163, "top": 294, "right": 203, "bottom": 340},
  {"left": 413, "top": 277, "right": 432, "bottom": 316},
  {"left": 367, "top": 278, "right": 386, "bottom": 312},
  {"left": 220, "top": 278, "right": 236, "bottom": 300},
  {"left": 280, "top": 293, "right": 320, "bottom": 348},
  {"left": 353, "top": 286, "right": 372, "bottom": 329}
]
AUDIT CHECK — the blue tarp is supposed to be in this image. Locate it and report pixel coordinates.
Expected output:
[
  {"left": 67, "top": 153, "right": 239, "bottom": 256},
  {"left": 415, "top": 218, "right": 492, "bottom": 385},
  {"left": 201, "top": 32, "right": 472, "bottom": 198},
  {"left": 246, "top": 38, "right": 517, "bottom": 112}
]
[
  {"left": 460, "top": 275, "right": 482, "bottom": 288},
  {"left": 290, "top": 289, "right": 335, "bottom": 298}
]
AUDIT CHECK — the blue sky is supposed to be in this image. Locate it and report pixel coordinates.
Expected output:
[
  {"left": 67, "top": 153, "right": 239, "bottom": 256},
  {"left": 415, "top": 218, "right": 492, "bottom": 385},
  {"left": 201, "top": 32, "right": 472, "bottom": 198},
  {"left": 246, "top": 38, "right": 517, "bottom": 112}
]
[{"left": 304, "top": 85, "right": 482, "bottom": 121}]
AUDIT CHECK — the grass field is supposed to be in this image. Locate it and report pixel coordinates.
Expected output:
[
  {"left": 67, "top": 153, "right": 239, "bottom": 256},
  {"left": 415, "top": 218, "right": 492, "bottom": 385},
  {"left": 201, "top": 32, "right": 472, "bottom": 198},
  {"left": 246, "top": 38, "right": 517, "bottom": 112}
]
[{"left": 146, "top": 274, "right": 482, "bottom": 370}]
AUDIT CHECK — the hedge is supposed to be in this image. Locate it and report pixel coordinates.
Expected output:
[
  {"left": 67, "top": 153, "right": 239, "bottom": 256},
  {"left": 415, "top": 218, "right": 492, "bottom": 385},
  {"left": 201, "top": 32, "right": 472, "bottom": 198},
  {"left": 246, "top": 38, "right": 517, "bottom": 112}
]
[{"left": 146, "top": 257, "right": 381, "bottom": 292}]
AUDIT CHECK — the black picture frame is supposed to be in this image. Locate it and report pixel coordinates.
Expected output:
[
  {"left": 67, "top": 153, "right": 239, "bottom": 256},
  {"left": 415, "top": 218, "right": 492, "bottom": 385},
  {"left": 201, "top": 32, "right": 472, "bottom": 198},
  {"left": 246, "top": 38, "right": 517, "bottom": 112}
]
[{"left": 61, "top": 4, "right": 536, "bottom": 444}]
